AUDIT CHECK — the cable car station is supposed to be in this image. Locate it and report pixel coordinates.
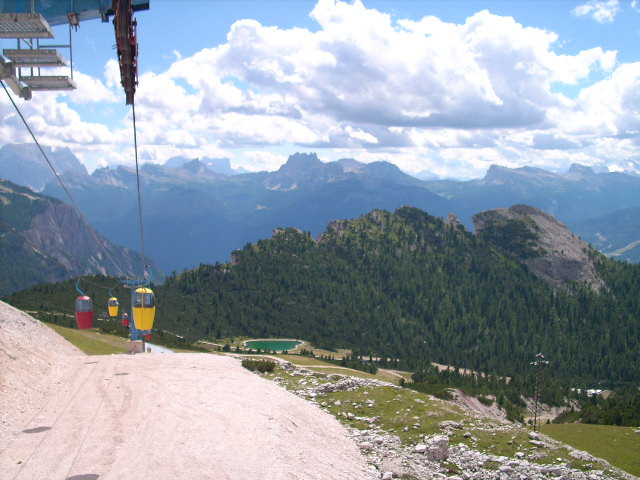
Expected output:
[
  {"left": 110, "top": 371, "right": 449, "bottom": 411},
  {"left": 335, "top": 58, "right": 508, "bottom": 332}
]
[{"left": 0, "top": 0, "right": 148, "bottom": 100}]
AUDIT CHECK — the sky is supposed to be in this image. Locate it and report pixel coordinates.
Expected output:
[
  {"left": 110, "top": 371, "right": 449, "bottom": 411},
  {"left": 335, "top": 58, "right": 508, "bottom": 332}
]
[{"left": 0, "top": 0, "right": 639, "bottom": 180}]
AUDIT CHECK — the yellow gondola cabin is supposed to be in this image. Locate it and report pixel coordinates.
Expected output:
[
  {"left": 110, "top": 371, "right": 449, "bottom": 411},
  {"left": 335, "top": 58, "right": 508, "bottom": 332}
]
[
  {"left": 108, "top": 297, "right": 119, "bottom": 317},
  {"left": 133, "top": 287, "right": 156, "bottom": 330}
]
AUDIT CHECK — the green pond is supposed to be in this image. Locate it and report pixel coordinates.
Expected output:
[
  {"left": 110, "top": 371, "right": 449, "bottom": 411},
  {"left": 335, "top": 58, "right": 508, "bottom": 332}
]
[{"left": 245, "top": 340, "right": 301, "bottom": 352}]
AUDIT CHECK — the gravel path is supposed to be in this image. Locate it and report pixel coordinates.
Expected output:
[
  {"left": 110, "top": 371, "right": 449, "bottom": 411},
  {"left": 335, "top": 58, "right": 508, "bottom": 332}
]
[{"left": 0, "top": 302, "right": 375, "bottom": 480}]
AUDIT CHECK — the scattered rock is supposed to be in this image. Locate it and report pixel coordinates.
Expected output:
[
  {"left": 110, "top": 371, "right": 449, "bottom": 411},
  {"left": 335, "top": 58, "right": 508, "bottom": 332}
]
[
  {"left": 424, "top": 435, "right": 449, "bottom": 461},
  {"left": 275, "top": 362, "right": 629, "bottom": 480},
  {"left": 439, "top": 420, "right": 462, "bottom": 431},
  {"left": 570, "top": 449, "right": 595, "bottom": 461},
  {"left": 361, "top": 441, "right": 374, "bottom": 452}
]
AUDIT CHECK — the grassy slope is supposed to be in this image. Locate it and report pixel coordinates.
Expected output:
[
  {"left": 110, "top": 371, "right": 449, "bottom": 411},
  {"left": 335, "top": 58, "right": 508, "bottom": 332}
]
[
  {"left": 259, "top": 362, "right": 637, "bottom": 478},
  {"left": 276, "top": 353, "right": 406, "bottom": 384},
  {"left": 541, "top": 424, "right": 640, "bottom": 477},
  {"left": 46, "top": 323, "right": 128, "bottom": 355}
]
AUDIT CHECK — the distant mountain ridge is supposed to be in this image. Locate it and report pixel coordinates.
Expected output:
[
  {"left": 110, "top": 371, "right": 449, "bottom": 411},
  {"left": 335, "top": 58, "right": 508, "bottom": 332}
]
[
  {"left": 2, "top": 144, "right": 638, "bottom": 271},
  {"left": 0, "top": 143, "right": 87, "bottom": 191},
  {"left": 0, "top": 179, "right": 160, "bottom": 296},
  {"left": 45, "top": 153, "right": 640, "bottom": 270},
  {"left": 572, "top": 207, "right": 640, "bottom": 263},
  {"left": 424, "top": 164, "right": 640, "bottom": 263},
  {"left": 41, "top": 152, "right": 449, "bottom": 272},
  {"left": 164, "top": 155, "right": 238, "bottom": 175}
]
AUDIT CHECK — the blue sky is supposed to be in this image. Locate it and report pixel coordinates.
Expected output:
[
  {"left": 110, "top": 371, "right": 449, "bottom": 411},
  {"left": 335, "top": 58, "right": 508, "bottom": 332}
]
[{"left": 1, "top": 0, "right": 639, "bottom": 179}]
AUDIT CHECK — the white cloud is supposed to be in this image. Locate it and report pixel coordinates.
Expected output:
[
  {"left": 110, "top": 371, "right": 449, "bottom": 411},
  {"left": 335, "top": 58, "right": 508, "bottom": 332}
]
[
  {"left": 573, "top": 0, "right": 620, "bottom": 23},
  {"left": 238, "top": 150, "right": 288, "bottom": 172},
  {"left": 142, "top": 0, "right": 619, "bottom": 175},
  {"left": 65, "top": 70, "right": 116, "bottom": 104},
  {"left": 1, "top": 0, "right": 636, "bottom": 179}
]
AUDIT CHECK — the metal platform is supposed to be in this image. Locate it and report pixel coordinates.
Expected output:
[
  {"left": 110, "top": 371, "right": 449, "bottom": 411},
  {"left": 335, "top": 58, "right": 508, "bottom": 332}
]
[
  {"left": 0, "top": 13, "right": 53, "bottom": 38},
  {"left": 20, "top": 75, "right": 75, "bottom": 90},
  {"left": 3, "top": 48, "right": 65, "bottom": 67}
]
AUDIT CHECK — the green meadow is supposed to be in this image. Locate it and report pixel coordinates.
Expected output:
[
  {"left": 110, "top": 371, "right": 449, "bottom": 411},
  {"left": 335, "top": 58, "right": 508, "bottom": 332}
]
[{"left": 542, "top": 423, "right": 640, "bottom": 476}]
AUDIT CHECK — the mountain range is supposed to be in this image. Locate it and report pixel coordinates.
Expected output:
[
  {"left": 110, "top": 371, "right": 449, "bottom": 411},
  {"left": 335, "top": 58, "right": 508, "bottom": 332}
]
[
  {"left": 1, "top": 143, "right": 639, "bottom": 275},
  {"left": 0, "top": 179, "right": 159, "bottom": 296}
]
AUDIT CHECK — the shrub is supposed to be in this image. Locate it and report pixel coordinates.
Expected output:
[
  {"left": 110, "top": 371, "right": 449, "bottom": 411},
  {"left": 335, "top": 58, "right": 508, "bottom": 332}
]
[{"left": 242, "top": 359, "right": 276, "bottom": 373}]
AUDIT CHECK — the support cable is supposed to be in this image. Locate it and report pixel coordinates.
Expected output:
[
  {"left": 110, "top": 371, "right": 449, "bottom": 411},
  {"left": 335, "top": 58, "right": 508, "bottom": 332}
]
[
  {"left": 131, "top": 101, "right": 148, "bottom": 280},
  {"left": 1, "top": 80, "right": 130, "bottom": 280}
]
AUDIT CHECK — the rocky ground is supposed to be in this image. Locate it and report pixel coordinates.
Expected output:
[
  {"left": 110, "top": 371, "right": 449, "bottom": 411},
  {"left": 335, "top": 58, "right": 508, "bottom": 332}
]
[
  {"left": 263, "top": 361, "right": 638, "bottom": 480},
  {"left": 0, "top": 302, "right": 376, "bottom": 480}
]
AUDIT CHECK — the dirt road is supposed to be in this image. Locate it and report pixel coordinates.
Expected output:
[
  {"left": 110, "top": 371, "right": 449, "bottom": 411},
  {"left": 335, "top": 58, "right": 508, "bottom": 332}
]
[{"left": 0, "top": 303, "right": 374, "bottom": 480}]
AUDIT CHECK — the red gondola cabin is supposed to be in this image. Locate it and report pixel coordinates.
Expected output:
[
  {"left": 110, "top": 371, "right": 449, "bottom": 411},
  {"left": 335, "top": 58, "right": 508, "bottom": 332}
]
[{"left": 75, "top": 296, "right": 94, "bottom": 330}]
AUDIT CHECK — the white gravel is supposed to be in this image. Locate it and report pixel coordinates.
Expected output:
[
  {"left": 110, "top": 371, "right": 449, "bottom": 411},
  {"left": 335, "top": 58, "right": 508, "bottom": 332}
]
[{"left": 0, "top": 302, "right": 375, "bottom": 480}]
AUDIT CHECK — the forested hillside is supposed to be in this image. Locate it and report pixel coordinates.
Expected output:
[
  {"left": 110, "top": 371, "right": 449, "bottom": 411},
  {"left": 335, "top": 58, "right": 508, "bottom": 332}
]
[{"left": 6, "top": 206, "right": 639, "bottom": 385}]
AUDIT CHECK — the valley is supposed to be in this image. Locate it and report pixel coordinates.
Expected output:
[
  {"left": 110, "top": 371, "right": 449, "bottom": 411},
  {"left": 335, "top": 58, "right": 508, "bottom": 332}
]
[
  {"left": 2, "top": 147, "right": 640, "bottom": 480},
  {"left": 1, "top": 1, "right": 639, "bottom": 479}
]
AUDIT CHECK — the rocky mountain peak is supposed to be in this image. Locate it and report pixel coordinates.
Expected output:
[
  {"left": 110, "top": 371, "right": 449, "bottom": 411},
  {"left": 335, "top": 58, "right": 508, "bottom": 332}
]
[
  {"left": 365, "top": 161, "right": 403, "bottom": 178},
  {"left": 446, "top": 213, "right": 466, "bottom": 230},
  {"left": 482, "top": 164, "right": 559, "bottom": 186},
  {"left": 337, "top": 158, "right": 365, "bottom": 173},
  {"left": 482, "top": 164, "right": 512, "bottom": 183},
  {"left": 473, "top": 204, "right": 604, "bottom": 292},
  {"left": 266, "top": 152, "right": 344, "bottom": 191},
  {"left": 565, "top": 164, "right": 596, "bottom": 180},
  {"left": 201, "top": 157, "right": 236, "bottom": 176},
  {"left": 164, "top": 155, "right": 236, "bottom": 175},
  {"left": 180, "top": 159, "right": 212, "bottom": 176},
  {"left": 279, "top": 152, "right": 323, "bottom": 172},
  {"left": 567, "top": 163, "right": 594, "bottom": 175},
  {"left": 0, "top": 143, "right": 88, "bottom": 191}
]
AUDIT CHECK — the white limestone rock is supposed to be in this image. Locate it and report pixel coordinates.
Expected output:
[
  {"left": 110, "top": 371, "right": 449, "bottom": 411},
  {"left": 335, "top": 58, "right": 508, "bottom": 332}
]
[{"left": 424, "top": 434, "right": 450, "bottom": 461}]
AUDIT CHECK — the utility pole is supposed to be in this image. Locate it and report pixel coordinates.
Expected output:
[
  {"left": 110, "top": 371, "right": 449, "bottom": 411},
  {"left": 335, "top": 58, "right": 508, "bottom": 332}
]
[{"left": 530, "top": 352, "right": 549, "bottom": 432}]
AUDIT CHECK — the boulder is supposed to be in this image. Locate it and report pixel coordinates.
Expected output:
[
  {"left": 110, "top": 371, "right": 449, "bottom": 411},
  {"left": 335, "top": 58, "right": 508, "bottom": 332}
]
[
  {"left": 425, "top": 435, "right": 450, "bottom": 461},
  {"left": 380, "top": 457, "right": 407, "bottom": 478},
  {"left": 361, "top": 441, "right": 374, "bottom": 452},
  {"left": 439, "top": 420, "right": 463, "bottom": 430},
  {"left": 570, "top": 449, "right": 594, "bottom": 461}
]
